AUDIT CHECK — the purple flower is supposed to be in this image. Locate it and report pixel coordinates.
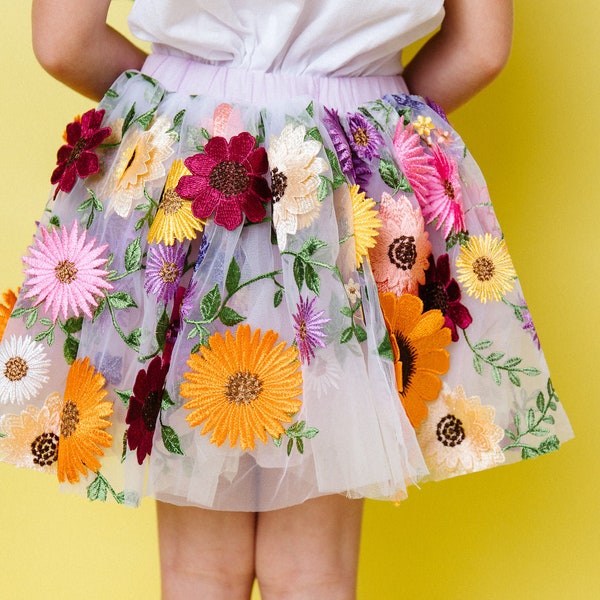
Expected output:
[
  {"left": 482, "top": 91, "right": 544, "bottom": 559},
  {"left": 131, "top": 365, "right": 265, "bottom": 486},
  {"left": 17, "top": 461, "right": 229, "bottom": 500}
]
[
  {"left": 519, "top": 297, "right": 540, "bottom": 350},
  {"left": 194, "top": 235, "right": 210, "bottom": 273},
  {"left": 144, "top": 243, "right": 186, "bottom": 303},
  {"left": 94, "top": 352, "right": 123, "bottom": 385},
  {"left": 384, "top": 94, "right": 426, "bottom": 112},
  {"left": 180, "top": 280, "right": 198, "bottom": 320},
  {"left": 347, "top": 112, "right": 384, "bottom": 161},
  {"left": 426, "top": 97, "right": 450, "bottom": 124},
  {"left": 293, "top": 296, "right": 329, "bottom": 365},
  {"left": 323, "top": 107, "right": 355, "bottom": 179}
]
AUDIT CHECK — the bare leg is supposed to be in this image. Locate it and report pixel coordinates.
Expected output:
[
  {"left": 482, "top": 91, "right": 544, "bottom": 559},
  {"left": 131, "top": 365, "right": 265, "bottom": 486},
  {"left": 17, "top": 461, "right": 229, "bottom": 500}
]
[
  {"left": 255, "top": 495, "right": 364, "bottom": 600},
  {"left": 156, "top": 501, "right": 256, "bottom": 600}
]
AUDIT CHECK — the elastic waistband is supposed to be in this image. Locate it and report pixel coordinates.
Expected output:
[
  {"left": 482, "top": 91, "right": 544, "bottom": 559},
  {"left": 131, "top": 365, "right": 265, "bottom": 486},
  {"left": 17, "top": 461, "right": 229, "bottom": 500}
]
[{"left": 142, "top": 51, "right": 409, "bottom": 111}]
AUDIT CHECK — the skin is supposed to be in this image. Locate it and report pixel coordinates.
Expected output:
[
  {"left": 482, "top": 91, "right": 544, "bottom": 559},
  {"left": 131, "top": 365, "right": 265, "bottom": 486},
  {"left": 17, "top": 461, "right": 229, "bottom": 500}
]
[{"left": 30, "top": 1, "right": 513, "bottom": 597}]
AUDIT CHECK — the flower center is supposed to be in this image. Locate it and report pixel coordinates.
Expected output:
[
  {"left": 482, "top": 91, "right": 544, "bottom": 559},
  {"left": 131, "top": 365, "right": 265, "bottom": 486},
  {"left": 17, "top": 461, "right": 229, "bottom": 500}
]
[
  {"left": 436, "top": 414, "right": 465, "bottom": 447},
  {"left": 4, "top": 356, "right": 28, "bottom": 381},
  {"left": 352, "top": 127, "right": 370, "bottom": 147},
  {"left": 30, "top": 432, "right": 59, "bottom": 466},
  {"left": 160, "top": 189, "right": 184, "bottom": 215},
  {"left": 159, "top": 261, "right": 180, "bottom": 283},
  {"left": 388, "top": 236, "right": 417, "bottom": 270},
  {"left": 395, "top": 332, "right": 417, "bottom": 392},
  {"left": 142, "top": 390, "right": 162, "bottom": 432},
  {"left": 472, "top": 256, "right": 495, "bottom": 281},
  {"left": 55, "top": 260, "right": 78, "bottom": 284},
  {"left": 270, "top": 167, "right": 288, "bottom": 202},
  {"left": 444, "top": 179, "right": 456, "bottom": 200},
  {"left": 209, "top": 160, "right": 249, "bottom": 197},
  {"left": 297, "top": 320, "right": 308, "bottom": 341},
  {"left": 67, "top": 138, "right": 87, "bottom": 166},
  {"left": 60, "top": 400, "right": 80, "bottom": 438},
  {"left": 225, "top": 370, "right": 263, "bottom": 405},
  {"left": 420, "top": 281, "right": 449, "bottom": 315}
]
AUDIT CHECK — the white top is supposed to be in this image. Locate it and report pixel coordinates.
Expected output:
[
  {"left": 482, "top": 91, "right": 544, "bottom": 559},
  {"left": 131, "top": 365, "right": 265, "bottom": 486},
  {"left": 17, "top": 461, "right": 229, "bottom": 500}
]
[{"left": 128, "top": 0, "right": 445, "bottom": 77}]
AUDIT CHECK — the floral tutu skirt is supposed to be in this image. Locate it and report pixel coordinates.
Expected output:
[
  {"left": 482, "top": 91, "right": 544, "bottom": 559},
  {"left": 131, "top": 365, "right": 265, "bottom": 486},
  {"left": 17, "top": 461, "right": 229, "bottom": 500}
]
[{"left": 0, "top": 52, "right": 573, "bottom": 511}]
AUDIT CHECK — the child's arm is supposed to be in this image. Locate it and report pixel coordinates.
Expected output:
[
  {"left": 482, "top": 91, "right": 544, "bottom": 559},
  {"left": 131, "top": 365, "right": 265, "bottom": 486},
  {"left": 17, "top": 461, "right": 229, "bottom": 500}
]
[
  {"left": 403, "top": 0, "right": 513, "bottom": 113},
  {"left": 32, "top": 0, "right": 147, "bottom": 101}
]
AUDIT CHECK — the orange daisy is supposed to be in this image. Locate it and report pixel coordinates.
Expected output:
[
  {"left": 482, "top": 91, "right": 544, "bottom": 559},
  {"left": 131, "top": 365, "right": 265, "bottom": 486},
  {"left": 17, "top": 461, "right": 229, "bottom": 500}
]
[
  {"left": 0, "top": 288, "right": 18, "bottom": 341},
  {"left": 379, "top": 292, "right": 451, "bottom": 428},
  {"left": 57, "top": 357, "right": 113, "bottom": 483},
  {"left": 181, "top": 324, "right": 303, "bottom": 450}
]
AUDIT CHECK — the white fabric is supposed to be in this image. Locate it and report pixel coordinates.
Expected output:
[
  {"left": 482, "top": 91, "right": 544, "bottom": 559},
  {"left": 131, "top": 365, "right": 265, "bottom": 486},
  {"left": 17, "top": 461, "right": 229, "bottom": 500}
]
[{"left": 128, "top": 0, "right": 445, "bottom": 76}]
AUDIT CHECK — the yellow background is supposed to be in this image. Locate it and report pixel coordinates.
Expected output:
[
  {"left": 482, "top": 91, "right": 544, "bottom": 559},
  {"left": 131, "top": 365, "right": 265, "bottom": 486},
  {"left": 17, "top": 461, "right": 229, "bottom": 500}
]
[{"left": 0, "top": 2, "right": 597, "bottom": 598}]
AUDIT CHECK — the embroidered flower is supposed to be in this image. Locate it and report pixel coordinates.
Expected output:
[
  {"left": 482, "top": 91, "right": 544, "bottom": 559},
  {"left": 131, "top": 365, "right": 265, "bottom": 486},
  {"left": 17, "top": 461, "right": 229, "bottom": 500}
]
[
  {"left": 303, "top": 346, "right": 342, "bottom": 398},
  {"left": 519, "top": 297, "right": 540, "bottom": 350},
  {"left": 323, "top": 107, "right": 355, "bottom": 179},
  {"left": 349, "top": 185, "right": 381, "bottom": 268},
  {"left": 0, "top": 288, "right": 18, "bottom": 341},
  {"left": 347, "top": 112, "right": 384, "bottom": 161},
  {"left": 181, "top": 324, "right": 303, "bottom": 450},
  {"left": 370, "top": 193, "right": 431, "bottom": 296},
  {"left": 57, "top": 357, "right": 112, "bottom": 483},
  {"left": 425, "top": 97, "right": 450, "bottom": 123},
  {"left": 379, "top": 292, "right": 451, "bottom": 428},
  {"left": 416, "top": 385, "right": 505, "bottom": 479},
  {"left": 23, "top": 221, "right": 112, "bottom": 322},
  {"left": 419, "top": 254, "right": 472, "bottom": 342},
  {"left": 176, "top": 132, "right": 271, "bottom": 231},
  {"left": 412, "top": 115, "right": 435, "bottom": 138},
  {"left": 455, "top": 234, "right": 516, "bottom": 303},
  {"left": 344, "top": 277, "right": 361, "bottom": 305},
  {"left": 147, "top": 159, "right": 205, "bottom": 245},
  {"left": 109, "top": 116, "right": 175, "bottom": 217},
  {"left": 144, "top": 243, "right": 186, "bottom": 304},
  {"left": 0, "top": 392, "right": 62, "bottom": 471},
  {"left": 267, "top": 123, "right": 327, "bottom": 250},
  {"left": 125, "top": 355, "right": 169, "bottom": 465},
  {"left": 0, "top": 335, "right": 51, "bottom": 405},
  {"left": 193, "top": 235, "right": 210, "bottom": 273},
  {"left": 293, "top": 296, "right": 329, "bottom": 365},
  {"left": 180, "top": 280, "right": 198, "bottom": 320},
  {"left": 93, "top": 352, "right": 123, "bottom": 386},
  {"left": 51, "top": 109, "right": 111, "bottom": 196}
]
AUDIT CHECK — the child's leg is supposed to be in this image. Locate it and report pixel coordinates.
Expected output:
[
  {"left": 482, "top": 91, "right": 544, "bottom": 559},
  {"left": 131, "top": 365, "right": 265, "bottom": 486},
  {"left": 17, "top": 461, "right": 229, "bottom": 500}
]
[
  {"left": 255, "top": 495, "right": 364, "bottom": 600},
  {"left": 156, "top": 501, "right": 257, "bottom": 600}
]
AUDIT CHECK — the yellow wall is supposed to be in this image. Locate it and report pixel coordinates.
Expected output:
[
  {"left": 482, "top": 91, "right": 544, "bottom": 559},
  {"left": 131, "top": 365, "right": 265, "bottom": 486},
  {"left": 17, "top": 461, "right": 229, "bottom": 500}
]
[{"left": 0, "top": 2, "right": 597, "bottom": 598}]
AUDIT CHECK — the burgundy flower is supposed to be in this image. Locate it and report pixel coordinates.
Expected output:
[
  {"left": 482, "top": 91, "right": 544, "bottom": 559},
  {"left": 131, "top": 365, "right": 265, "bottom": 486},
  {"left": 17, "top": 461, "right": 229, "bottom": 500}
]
[
  {"left": 418, "top": 254, "right": 472, "bottom": 342},
  {"left": 175, "top": 132, "right": 271, "bottom": 231},
  {"left": 125, "top": 356, "right": 169, "bottom": 465},
  {"left": 51, "top": 109, "right": 111, "bottom": 196}
]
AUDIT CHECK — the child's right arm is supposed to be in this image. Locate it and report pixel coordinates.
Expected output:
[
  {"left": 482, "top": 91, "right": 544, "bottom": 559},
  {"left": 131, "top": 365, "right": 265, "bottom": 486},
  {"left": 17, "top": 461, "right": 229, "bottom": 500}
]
[{"left": 32, "top": 0, "right": 147, "bottom": 101}]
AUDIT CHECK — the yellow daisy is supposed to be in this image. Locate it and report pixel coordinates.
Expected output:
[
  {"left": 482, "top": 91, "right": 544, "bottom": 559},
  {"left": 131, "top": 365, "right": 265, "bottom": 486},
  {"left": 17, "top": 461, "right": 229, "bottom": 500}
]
[
  {"left": 0, "top": 287, "right": 18, "bottom": 341},
  {"left": 147, "top": 159, "right": 205, "bottom": 245},
  {"left": 455, "top": 234, "right": 516, "bottom": 303},
  {"left": 349, "top": 184, "right": 381, "bottom": 268},
  {"left": 181, "top": 324, "right": 303, "bottom": 450}
]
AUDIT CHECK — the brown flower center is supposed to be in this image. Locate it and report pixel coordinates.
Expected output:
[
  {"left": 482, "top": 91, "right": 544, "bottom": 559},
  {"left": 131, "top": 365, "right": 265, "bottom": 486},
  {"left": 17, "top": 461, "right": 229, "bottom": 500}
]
[
  {"left": 472, "top": 256, "right": 495, "bottom": 282},
  {"left": 270, "top": 167, "right": 288, "bottom": 202},
  {"left": 55, "top": 260, "right": 78, "bottom": 284},
  {"left": 436, "top": 414, "right": 465, "bottom": 447},
  {"left": 297, "top": 320, "right": 308, "bottom": 341},
  {"left": 395, "top": 332, "right": 417, "bottom": 392},
  {"left": 444, "top": 179, "right": 456, "bottom": 200},
  {"left": 159, "top": 262, "right": 180, "bottom": 283},
  {"left": 4, "top": 356, "right": 28, "bottom": 381},
  {"left": 60, "top": 400, "right": 80, "bottom": 438},
  {"left": 421, "top": 281, "right": 449, "bottom": 315},
  {"left": 160, "top": 189, "right": 184, "bottom": 215},
  {"left": 352, "top": 127, "right": 369, "bottom": 147},
  {"left": 209, "top": 160, "right": 249, "bottom": 197},
  {"left": 225, "top": 370, "right": 263, "bottom": 405},
  {"left": 67, "top": 138, "right": 87, "bottom": 166},
  {"left": 31, "top": 432, "right": 59, "bottom": 466},
  {"left": 142, "top": 390, "right": 162, "bottom": 432},
  {"left": 388, "top": 236, "right": 417, "bottom": 271}
]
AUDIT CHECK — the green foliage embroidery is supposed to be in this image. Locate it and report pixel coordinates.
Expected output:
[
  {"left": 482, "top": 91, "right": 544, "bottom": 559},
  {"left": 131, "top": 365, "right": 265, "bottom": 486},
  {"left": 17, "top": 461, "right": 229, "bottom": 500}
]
[
  {"left": 378, "top": 157, "right": 412, "bottom": 194},
  {"left": 339, "top": 299, "right": 367, "bottom": 344},
  {"left": 87, "top": 471, "right": 125, "bottom": 503},
  {"left": 273, "top": 420, "right": 319, "bottom": 455},
  {"left": 445, "top": 230, "right": 470, "bottom": 251},
  {"left": 78, "top": 188, "right": 104, "bottom": 229}
]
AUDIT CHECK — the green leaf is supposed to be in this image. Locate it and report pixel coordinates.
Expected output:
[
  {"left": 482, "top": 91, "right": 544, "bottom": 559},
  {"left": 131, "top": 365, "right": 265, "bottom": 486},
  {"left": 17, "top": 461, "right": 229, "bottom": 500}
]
[
  {"left": 140, "top": 73, "right": 158, "bottom": 86},
  {"left": 547, "top": 379, "right": 556, "bottom": 399},
  {"left": 397, "top": 173, "right": 413, "bottom": 193},
  {"left": 473, "top": 354, "right": 483, "bottom": 375},
  {"left": 378, "top": 158, "right": 401, "bottom": 191},
  {"left": 220, "top": 306, "right": 245, "bottom": 326},
  {"left": 286, "top": 438, "right": 294, "bottom": 456},
  {"left": 87, "top": 474, "right": 108, "bottom": 501},
  {"left": 377, "top": 332, "right": 394, "bottom": 361},
  {"left": 225, "top": 258, "right": 241, "bottom": 295},
  {"left": 273, "top": 288, "right": 284, "bottom": 308},
  {"left": 39, "top": 318, "right": 53, "bottom": 327},
  {"left": 63, "top": 316, "right": 83, "bottom": 334},
  {"left": 300, "top": 237, "right": 327, "bottom": 258},
  {"left": 49, "top": 214, "right": 61, "bottom": 228},
  {"left": 521, "top": 367, "right": 542, "bottom": 377},
  {"left": 514, "top": 412, "right": 522, "bottom": 432},
  {"left": 126, "top": 328, "right": 141, "bottom": 350},
  {"left": 340, "top": 327, "right": 354, "bottom": 344},
  {"left": 124, "top": 236, "right": 142, "bottom": 272},
  {"left": 305, "top": 126, "right": 323, "bottom": 143},
  {"left": 135, "top": 107, "right": 157, "bottom": 130},
  {"left": 340, "top": 306, "right": 353, "bottom": 317},
  {"left": 161, "top": 389, "right": 175, "bottom": 410},
  {"left": 548, "top": 401, "right": 557, "bottom": 411},
  {"left": 114, "top": 491, "right": 126, "bottom": 505},
  {"left": 121, "top": 431, "right": 128, "bottom": 463},
  {"left": 162, "top": 425, "right": 184, "bottom": 455},
  {"left": 304, "top": 264, "right": 320, "bottom": 295},
  {"left": 491, "top": 365, "right": 501, "bottom": 385},
  {"left": 105, "top": 88, "right": 119, "bottom": 99},
  {"left": 503, "top": 356, "right": 523, "bottom": 368},
  {"left": 542, "top": 415, "right": 555, "bottom": 425},
  {"left": 122, "top": 103, "right": 136, "bottom": 135},
  {"left": 538, "top": 435, "right": 560, "bottom": 454},
  {"left": 522, "top": 447, "right": 539, "bottom": 460},
  {"left": 507, "top": 370, "right": 521, "bottom": 386},
  {"left": 317, "top": 175, "right": 330, "bottom": 202},
  {"left": 296, "top": 438, "right": 305, "bottom": 454},
  {"left": 536, "top": 392, "right": 545, "bottom": 413},
  {"left": 303, "top": 427, "right": 319, "bottom": 439},
  {"left": 201, "top": 127, "right": 211, "bottom": 140},
  {"left": 156, "top": 308, "right": 170, "bottom": 351},
  {"left": 25, "top": 307, "right": 38, "bottom": 329},
  {"left": 487, "top": 351, "right": 505, "bottom": 363},
  {"left": 200, "top": 284, "right": 221, "bottom": 321},
  {"left": 529, "top": 427, "right": 550, "bottom": 437},
  {"left": 293, "top": 257, "right": 305, "bottom": 290},
  {"left": 273, "top": 436, "right": 283, "bottom": 448},
  {"left": 504, "top": 429, "right": 517, "bottom": 442},
  {"left": 10, "top": 307, "right": 28, "bottom": 319},
  {"left": 63, "top": 336, "right": 79, "bottom": 365},
  {"left": 354, "top": 325, "right": 367, "bottom": 343},
  {"left": 473, "top": 339, "right": 493, "bottom": 351},
  {"left": 108, "top": 291, "right": 137, "bottom": 310},
  {"left": 115, "top": 389, "right": 133, "bottom": 407},
  {"left": 305, "top": 100, "right": 314, "bottom": 118},
  {"left": 92, "top": 298, "right": 106, "bottom": 322}
]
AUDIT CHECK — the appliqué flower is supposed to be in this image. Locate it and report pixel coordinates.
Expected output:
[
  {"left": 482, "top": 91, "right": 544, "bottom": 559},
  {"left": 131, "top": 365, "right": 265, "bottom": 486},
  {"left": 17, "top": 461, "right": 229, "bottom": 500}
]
[
  {"left": 125, "top": 355, "right": 169, "bottom": 465},
  {"left": 419, "top": 254, "right": 472, "bottom": 342},
  {"left": 144, "top": 243, "right": 187, "bottom": 304},
  {"left": 293, "top": 296, "right": 329, "bottom": 365},
  {"left": 344, "top": 277, "right": 361, "bottom": 305},
  {"left": 323, "top": 107, "right": 355, "bottom": 179},
  {"left": 51, "top": 109, "right": 111, "bottom": 196},
  {"left": 303, "top": 346, "right": 342, "bottom": 398},
  {"left": 416, "top": 385, "right": 505, "bottom": 479},
  {"left": 0, "top": 288, "right": 18, "bottom": 341},
  {"left": 23, "top": 221, "right": 112, "bottom": 321},
  {"left": 379, "top": 292, "right": 451, "bottom": 428},
  {"left": 412, "top": 115, "right": 435, "bottom": 138},
  {"left": 455, "top": 234, "right": 516, "bottom": 303},
  {"left": 181, "top": 324, "right": 303, "bottom": 450},
  {"left": 349, "top": 185, "right": 381, "bottom": 269},
  {"left": 176, "top": 132, "right": 271, "bottom": 231},
  {"left": 370, "top": 193, "right": 431, "bottom": 296},
  {"left": 0, "top": 392, "right": 62, "bottom": 471},
  {"left": 268, "top": 123, "right": 327, "bottom": 250},
  {"left": 347, "top": 112, "right": 384, "bottom": 161},
  {"left": 0, "top": 335, "right": 51, "bottom": 405},
  {"left": 519, "top": 296, "right": 541, "bottom": 350}
]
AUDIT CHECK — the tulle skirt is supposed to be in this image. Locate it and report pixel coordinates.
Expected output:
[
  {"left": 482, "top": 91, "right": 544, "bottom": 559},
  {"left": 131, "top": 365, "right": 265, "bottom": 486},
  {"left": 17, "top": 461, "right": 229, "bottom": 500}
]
[{"left": 0, "top": 52, "right": 573, "bottom": 511}]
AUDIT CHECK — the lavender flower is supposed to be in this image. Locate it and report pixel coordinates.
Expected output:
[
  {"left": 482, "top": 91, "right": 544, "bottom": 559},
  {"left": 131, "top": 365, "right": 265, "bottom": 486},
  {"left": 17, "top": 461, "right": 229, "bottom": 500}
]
[{"left": 293, "top": 296, "right": 330, "bottom": 365}]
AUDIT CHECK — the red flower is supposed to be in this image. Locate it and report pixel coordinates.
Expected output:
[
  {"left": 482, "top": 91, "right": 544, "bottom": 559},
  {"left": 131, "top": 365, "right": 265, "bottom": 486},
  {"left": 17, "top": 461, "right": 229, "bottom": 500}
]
[
  {"left": 51, "top": 109, "right": 112, "bottom": 196},
  {"left": 175, "top": 132, "right": 271, "bottom": 230},
  {"left": 418, "top": 254, "right": 472, "bottom": 342},
  {"left": 125, "top": 356, "right": 169, "bottom": 465}
]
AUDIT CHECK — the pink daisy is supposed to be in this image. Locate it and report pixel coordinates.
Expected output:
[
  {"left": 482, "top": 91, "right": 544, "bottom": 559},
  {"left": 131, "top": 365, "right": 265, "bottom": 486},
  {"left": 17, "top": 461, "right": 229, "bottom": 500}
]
[
  {"left": 293, "top": 296, "right": 329, "bottom": 365},
  {"left": 23, "top": 221, "right": 112, "bottom": 321},
  {"left": 369, "top": 193, "right": 432, "bottom": 296}
]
